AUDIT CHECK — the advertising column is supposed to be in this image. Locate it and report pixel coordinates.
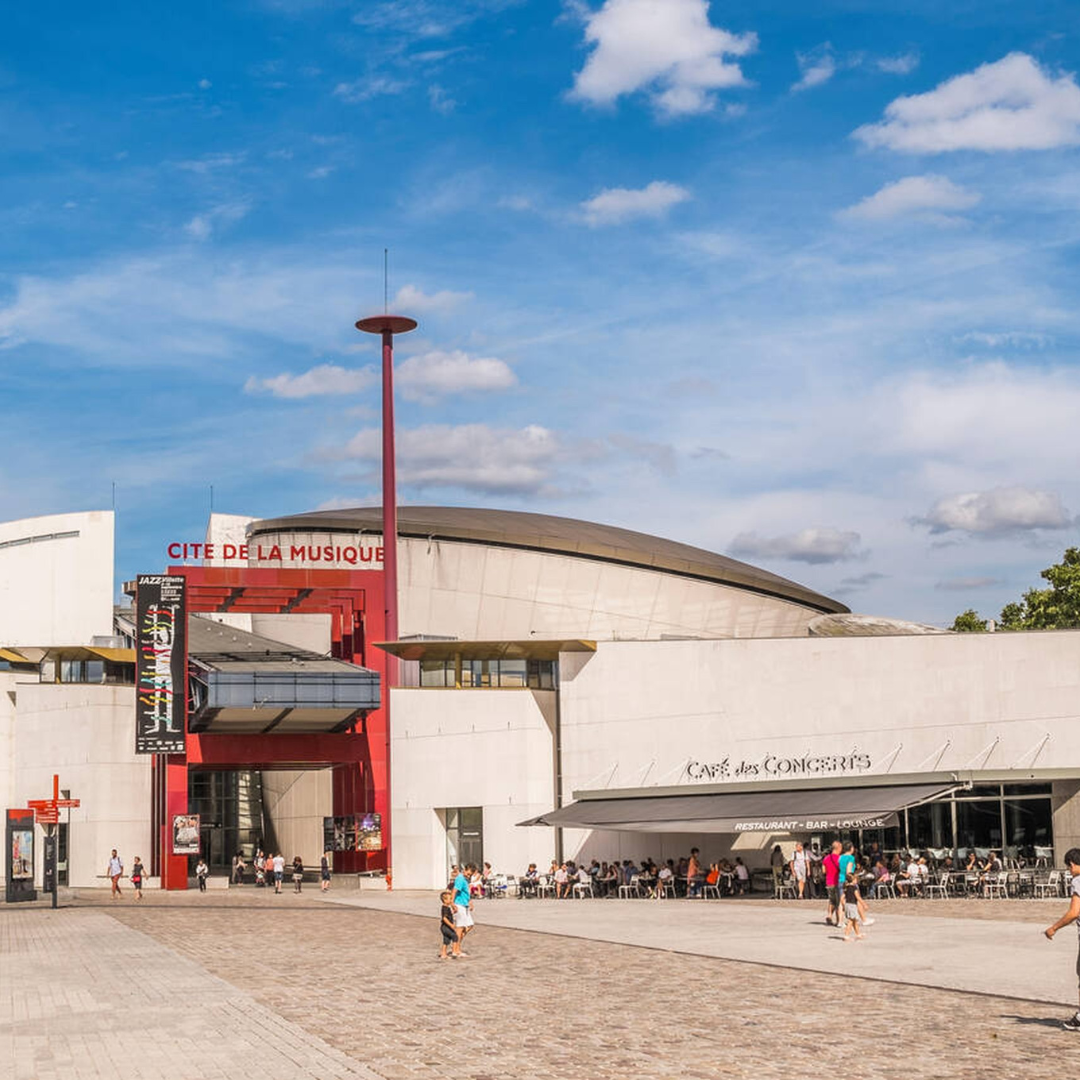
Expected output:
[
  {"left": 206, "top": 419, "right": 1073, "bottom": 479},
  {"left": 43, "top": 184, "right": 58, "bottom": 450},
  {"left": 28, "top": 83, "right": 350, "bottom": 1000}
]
[{"left": 135, "top": 574, "right": 189, "bottom": 889}]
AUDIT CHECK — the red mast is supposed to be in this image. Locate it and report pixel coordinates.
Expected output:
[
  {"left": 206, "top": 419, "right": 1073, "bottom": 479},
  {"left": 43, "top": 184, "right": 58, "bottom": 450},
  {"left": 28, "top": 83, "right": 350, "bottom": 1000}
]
[{"left": 354, "top": 312, "right": 416, "bottom": 883}]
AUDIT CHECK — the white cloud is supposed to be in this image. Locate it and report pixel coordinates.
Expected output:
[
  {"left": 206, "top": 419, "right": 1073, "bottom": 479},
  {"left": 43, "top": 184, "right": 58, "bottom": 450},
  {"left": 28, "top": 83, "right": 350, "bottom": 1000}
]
[
  {"left": 428, "top": 84, "right": 457, "bottom": 114},
  {"left": 854, "top": 52, "right": 1080, "bottom": 152},
  {"left": 306, "top": 166, "right": 334, "bottom": 179},
  {"left": 729, "top": 527, "right": 863, "bottom": 565},
  {"left": 839, "top": 175, "right": 980, "bottom": 222},
  {"left": 338, "top": 423, "right": 559, "bottom": 494},
  {"left": 396, "top": 349, "right": 516, "bottom": 402},
  {"left": 581, "top": 180, "right": 691, "bottom": 226},
  {"left": 876, "top": 53, "right": 919, "bottom": 76},
  {"left": 244, "top": 364, "right": 377, "bottom": 399},
  {"left": 176, "top": 153, "right": 245, "bottom": 174},
  {"left": 198, "top": 78, "right": 213, "bottom": 90},
  {"left": 333, "top": 76, "right": 409, "bottom": 103},
  {"left": 792, "top": 47, "right": 836, "bottom": 93},
  {"left": 917, "top": 486, "right": 1073, "bottom": 536},
  {"left": 957, "top": 330, "right": 1050, "bottom": 349},
  {"left": 392, "top": 283, "right": 473, "bottom": 313},
  {"left": 569, "top": 0, "right": 757, "bottom": 117},
  {"left": 183, "top": 201, "right": 250, "bottom": 241}
]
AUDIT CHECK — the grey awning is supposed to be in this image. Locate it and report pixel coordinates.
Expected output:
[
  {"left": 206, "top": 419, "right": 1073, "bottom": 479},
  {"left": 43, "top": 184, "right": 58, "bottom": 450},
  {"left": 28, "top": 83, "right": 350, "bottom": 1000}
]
[{"left": 518, "top": 782, "right": 957, "bottom": 833}]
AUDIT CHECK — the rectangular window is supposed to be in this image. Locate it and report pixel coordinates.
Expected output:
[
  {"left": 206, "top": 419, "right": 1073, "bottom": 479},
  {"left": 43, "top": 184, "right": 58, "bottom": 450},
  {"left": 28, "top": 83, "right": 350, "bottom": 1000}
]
[
  {"left": 419, "top": 660, "right": 449, "bottom": 687},
  {"left": 443, "top": 806, "right": 483, "bottom": 880},
  {"left": 495, "top": 659, "right": 527, "bottom": 687}
]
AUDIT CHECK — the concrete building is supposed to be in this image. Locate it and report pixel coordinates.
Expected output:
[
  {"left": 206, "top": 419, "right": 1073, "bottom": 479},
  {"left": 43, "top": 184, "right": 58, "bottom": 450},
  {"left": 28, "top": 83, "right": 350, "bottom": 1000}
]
[{"left": 1, "top": 505, "right": 1077, "bottom": 892}]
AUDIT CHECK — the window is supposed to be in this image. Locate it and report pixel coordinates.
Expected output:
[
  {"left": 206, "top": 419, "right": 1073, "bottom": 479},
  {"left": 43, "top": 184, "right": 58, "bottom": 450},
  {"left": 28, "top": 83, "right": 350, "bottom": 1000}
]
[{"left": 420, "top": 660, "right": 450, "bottom": 687}]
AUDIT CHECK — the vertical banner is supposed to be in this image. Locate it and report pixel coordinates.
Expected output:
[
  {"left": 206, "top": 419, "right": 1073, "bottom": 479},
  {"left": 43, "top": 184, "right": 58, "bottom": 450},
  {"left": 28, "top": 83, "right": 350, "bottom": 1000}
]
[{"left": 136, "top": 574, "right": 187, "bottom": 754}]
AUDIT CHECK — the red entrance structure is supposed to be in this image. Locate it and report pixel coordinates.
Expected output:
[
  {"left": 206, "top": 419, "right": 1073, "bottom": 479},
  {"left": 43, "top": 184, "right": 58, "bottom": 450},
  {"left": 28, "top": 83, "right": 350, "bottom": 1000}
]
[{"left": 151, "top": 565, "right": 388, "bottom": 890}]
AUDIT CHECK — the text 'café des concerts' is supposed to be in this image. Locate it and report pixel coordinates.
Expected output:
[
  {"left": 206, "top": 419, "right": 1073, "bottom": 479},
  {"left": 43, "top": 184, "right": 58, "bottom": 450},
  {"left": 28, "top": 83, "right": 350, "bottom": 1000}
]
[{"left": 2, "top": 504, "right": 1079, "bottom": 891}]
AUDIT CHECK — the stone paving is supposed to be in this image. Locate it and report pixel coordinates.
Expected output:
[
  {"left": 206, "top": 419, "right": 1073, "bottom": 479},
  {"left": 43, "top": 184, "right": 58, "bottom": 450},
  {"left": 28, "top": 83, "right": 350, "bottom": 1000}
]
[
  {"left": 0, "top": 903, "right": 381, "bottom": 1080},
  {"left": 51, "top": 885, "right": 1076, "bottom": 1080}
]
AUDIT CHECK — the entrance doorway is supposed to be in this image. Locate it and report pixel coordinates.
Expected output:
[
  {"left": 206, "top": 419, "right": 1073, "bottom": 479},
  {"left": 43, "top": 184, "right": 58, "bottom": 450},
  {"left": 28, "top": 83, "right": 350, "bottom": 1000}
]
[
  {"left": 188, "top": 770, "right": 267, "bottom": 873},
  {"left": 444, "top": 806, "right": 483, "bottom": 877}
]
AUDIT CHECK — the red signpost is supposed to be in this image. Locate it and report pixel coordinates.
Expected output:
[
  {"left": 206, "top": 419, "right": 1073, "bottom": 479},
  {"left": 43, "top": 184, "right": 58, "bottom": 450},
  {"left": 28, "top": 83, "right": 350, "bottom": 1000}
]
[{"left": 28, "top": 775, "right": 79, "bottom": 905}]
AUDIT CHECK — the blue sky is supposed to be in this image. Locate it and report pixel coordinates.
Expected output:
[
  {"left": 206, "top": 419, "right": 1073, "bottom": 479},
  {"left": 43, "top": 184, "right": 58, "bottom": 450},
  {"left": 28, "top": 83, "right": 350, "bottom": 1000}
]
[{"left": 3, "top": 0, "right": 1080, "bottom": 625}]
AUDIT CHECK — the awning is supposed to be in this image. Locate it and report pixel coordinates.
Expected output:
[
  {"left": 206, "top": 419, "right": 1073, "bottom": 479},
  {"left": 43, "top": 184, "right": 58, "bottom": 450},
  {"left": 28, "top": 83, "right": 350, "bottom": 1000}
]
[{"left": 518, "top": 782, "right": 958, "bottom": 833}]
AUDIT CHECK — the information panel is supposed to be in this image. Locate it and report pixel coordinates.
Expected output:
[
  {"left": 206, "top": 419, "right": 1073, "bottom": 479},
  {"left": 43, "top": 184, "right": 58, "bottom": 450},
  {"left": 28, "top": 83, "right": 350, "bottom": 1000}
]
[
  {"left": 135, "top": 574, "right": 187, "bottom": 754},
  {"left": 5, "top": 809, "right": 36, "bottom": 903},
  {"left": 171, "top": 814, "right": 200, "bottom": 855}
]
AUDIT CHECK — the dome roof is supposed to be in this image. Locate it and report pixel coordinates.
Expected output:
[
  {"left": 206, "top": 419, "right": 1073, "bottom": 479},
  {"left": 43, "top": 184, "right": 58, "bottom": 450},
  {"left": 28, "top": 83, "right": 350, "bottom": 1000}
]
[
  {"left": 808, "top": 613, "right": 947, "bottom": 637},
  {"left": 250, "top": 506, "right": 848, "bottom": 615}
]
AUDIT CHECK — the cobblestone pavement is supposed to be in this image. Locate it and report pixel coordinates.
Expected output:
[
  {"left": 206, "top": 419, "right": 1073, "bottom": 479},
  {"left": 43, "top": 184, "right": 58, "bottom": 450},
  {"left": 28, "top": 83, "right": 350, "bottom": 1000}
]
[
  {"left": 77, "top": 886, "right": 1080, "bottom": 1080},
  {"left": 0, "top": 903, "right": 381, "bottom": 1080}
]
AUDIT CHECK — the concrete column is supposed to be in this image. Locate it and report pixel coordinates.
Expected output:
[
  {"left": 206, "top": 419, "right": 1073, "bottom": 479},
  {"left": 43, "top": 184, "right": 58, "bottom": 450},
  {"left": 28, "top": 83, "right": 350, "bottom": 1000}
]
[{"left": 1052, "top": 780, "right": 1080, "bottom": 863}]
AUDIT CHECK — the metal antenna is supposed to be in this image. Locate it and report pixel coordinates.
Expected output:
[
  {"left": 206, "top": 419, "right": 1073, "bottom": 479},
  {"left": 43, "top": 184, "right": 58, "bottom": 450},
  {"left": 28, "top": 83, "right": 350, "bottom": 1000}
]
[
  {"left": 384, "top": 248, "right": 388, "bottom": 313},
  {"left": 111, "top": 481, "right": 116, "bottom": 510},
  {"left": 210, "top": 485, "right": 214, "bottom": 514}
]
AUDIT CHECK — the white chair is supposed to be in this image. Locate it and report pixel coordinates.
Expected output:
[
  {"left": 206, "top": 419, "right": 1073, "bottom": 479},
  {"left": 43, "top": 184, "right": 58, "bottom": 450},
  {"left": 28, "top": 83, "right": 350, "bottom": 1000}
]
[
  {"left": 1034, "top": 846, "right": 1054, "bottom": 869},
  {"left": 925, "top": 872, "right": 949, "bottom": 899},
  {"left": 489, "top": 874, "right": 508, "bottom": 898},
  {"left": 774, "top": 877, "right": 796, "bottom": 899},
  {"left": 573, "top": 876, "right": 594, "bottom": 899},
  {"left": 503, "top": 874, "right": 518, "bottom": 898},
  {"left": 702, "top": 880, "right": 721, "bottom": 899},
  {"left": 536, "top": 875, "right": 555, "bottom": 899},
  {"left": 983, "top": 871, "right": 1008, "bottom": 899},
  {"left": 875, "top": 877, "right": 896, "bottom": 900},
  {"left": 1034, "top": 870, "right": 1061, "bottom": 899},
  {"left": 617, "top": 874, "right": 641, "bottom": 899}
]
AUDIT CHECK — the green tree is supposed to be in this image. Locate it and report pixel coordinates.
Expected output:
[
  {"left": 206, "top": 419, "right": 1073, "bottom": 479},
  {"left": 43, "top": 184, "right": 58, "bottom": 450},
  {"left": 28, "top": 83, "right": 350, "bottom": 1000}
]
[
  {"left": 951, "top": 609, "right": 988, "bottom": 632},
  {"left": 964, "top": 547, "right": 1080, "bottom": 632}
]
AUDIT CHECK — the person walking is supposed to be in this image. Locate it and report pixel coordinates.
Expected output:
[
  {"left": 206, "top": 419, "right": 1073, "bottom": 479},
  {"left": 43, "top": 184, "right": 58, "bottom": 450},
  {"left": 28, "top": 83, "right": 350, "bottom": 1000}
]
[
  {"left": 131, "top": 856, "right": 145, "bottom": 901},
  {"left": 264, "top": 852, "right": 274, "bottom": 889},
  {"left": 107, "top": 849, "right": 123, "bottom": 899},
  {"left": 452, "top": 863, "right": 475, "bottom": 952},
  {"left": 195, "top": 857, "right": 209, "bottom": 892},
  {"left": 292, "top": 856, "right": 304, "bottom": 893},
  {"left": 320, "top": 851, "right": 332, "bottom": 893},
  {"left": 769, "top": 844, "right": 786, "bottom": 892},
  {"left": 1044, "top": 847, "right": 1080, "bottom": 1030},
  {"left": 823, "top": 841, "right": 842, "bottom": 926},
  {"left": 842, "top": 875, "right": 865, "bottom": 941},
  {"left": 272, "top": 852, "right": 285, "bottom": 894},
  {"left": 232, "top": 852, "right": 245, "bottom": 886},
  {"left": 438, "top": 890, "right": 459, "bottom": 960},
  {"left": 791, "top": 841, "right": 808, "bottom": 899}
]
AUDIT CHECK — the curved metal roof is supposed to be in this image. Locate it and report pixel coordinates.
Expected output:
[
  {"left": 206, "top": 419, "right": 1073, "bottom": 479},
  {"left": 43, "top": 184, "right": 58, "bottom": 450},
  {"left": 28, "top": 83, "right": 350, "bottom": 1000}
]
[{"left": 249, "top": 506, "right": 848, "bottom": 615}]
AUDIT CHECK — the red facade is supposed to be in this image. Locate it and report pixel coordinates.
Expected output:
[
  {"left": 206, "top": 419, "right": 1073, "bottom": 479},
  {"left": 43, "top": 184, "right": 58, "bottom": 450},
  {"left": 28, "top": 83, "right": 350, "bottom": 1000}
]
[{"left": 155, "top": 565, "right": 389, "bottom": 889}]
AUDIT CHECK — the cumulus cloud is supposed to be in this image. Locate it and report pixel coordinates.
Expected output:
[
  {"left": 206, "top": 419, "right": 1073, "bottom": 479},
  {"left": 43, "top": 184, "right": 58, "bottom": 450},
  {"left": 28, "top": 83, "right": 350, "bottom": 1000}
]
[
  {"left": 392, "top": 283, "right": 473, "bottom": 313},
  {"left": 916, "top": 486, "right": 1073, "bottom": 536},
  {"left": 244, "top": 364, "right": 376, "bottom": 398},
  {"left": 581, "top": 180, "right": 690, "bottom": 226},
  {"left": 569, "top": 0, "right": 757, "bottom": 117},
  {"left": 854, "top": 52, "right": 1080, "bottom": 152},
  {"left": 839, "top": 175, "right": 980, "bottom": 222},
  {"left": 337, "top": 423, "right": 559, "bottom": 494},
  {"left": 396, "top": 349, "right": 516, "bottom": 402},
  {"left": 428, "top": 84, "right": 457, "bottom": 114},
  {"left": 792, "top": 46, "right": 836, "bottom": 93},
  {"left": 729, "top": 527, "right": 863, "bottom": 565}
]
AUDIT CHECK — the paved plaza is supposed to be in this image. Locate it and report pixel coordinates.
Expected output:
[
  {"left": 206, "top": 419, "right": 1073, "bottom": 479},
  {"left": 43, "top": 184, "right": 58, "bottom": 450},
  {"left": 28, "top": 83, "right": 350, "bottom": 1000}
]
[{"left": 2, "top": 886, "right": 1079, "bottom": 1080}]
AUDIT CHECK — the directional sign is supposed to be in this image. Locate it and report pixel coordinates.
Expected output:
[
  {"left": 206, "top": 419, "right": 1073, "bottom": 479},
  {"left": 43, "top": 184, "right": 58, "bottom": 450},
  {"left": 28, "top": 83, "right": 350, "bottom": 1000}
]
[{"left": 33, "top": 807, "right": 59, "bottom": 825}]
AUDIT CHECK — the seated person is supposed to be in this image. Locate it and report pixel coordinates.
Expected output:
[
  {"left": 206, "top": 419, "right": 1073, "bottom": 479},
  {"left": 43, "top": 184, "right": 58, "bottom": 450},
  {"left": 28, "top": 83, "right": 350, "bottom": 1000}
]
[
  {"left": 554, "top": 862, "right": 570, "bottom": 899},
  {"left": 601, "top": 862, "right": 618, "bottom": 895},
  {"left": 733, "top": 857, "right": 749, "bottom": 894},
  {"left": 519, "top": 862, "right": 539, "bottom": 897},
  {"left": 656, "top": 860, "right": 674, "bottom": 898}
]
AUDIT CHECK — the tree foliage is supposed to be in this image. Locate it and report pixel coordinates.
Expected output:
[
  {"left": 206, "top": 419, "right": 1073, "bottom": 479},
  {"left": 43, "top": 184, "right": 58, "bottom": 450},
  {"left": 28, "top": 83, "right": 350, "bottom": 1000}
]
[
  {"left": 951, "top": 609, "right": 988, "bottom": 633},
  {"left": 953, "top": 547, "right": 1080, "bottom": 632}
]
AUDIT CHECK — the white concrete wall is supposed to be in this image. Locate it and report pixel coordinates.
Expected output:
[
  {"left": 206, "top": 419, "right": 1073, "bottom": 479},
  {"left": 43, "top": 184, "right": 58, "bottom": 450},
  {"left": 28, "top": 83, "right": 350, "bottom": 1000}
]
[
  {"left": 0, "top": 670, "right": 15, "bottom": 821},
  {"left": 249, "top": 530, "right": 820, "bottom": 642},
  {"left": 11, "top": 680, "right": 149, "bottom": 888},
  {"left": 261, "top": 768, "right": 332, "bottom": 868},
  {"left": 390, "top": 687, "right": 558, "bottom": 888},
  {"left": 0, "top": 511, "right": 114, "bottom": 647},
  {"left": 557, "top": 632, "right": 1080, "bottom": 796}
]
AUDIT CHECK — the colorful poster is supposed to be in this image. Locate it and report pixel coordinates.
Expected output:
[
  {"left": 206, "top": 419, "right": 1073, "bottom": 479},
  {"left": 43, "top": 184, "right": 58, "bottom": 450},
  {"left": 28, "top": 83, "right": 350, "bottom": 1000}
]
[
  {"left": 135, "top": 574, "right": 187, "bottom": 754},
  {"left": 11, "top": 828, "right": 32, "bottom": 879},
  {"left": 172, "top": 814, "right": 200, "bottom": 855},
  {"left": 357, "top": 813, "right": 383, "bottom": 852}
]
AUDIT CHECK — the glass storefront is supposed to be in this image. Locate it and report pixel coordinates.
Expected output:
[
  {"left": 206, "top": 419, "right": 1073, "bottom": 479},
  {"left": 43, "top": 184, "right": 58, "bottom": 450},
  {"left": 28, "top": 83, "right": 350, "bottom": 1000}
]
[
  {"left": 848, "top": 782, "right": 1053, "bottom": 861},
  {"left": 419, "top": 657, "right": 557, "bottom": 689},
  {"left": 443, "top": 806, "right": 483, "bottom": 880}
]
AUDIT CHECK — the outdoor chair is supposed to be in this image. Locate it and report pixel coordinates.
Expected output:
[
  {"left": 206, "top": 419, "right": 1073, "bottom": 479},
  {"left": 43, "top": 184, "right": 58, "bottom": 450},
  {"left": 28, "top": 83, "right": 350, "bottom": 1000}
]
[
  {"left": 536, "top": 875, "right": 556, "bottom": 899},
  {"left": 774, "top": 876, "right": 796, "bottom": 899},
  {"left": 875, "top": 877, "right": 896, "bottom": 900},
  {"left": 924, "top": 872, "right": 949, "bottom": 899},
  {"left": 1034, "top": 871, "right": 1061, "bottom": 899},
  {"left": 573, "top": 877, "right": 594, "bottom": 899},
  {"left": 983, "top": 871, "right": 1008, "bottom": 899},
  {"left": 1034, "top": 846, "right": 1054, "bottom": 869},
  {"left": 702, "top": 880, "right": 721, "bottom": 899},
  {"left": 503, "top": 874, "right": 518, "bottom": 897},
  {"left": 617, "top": 874, "right": 641, "bottom": 899}
]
